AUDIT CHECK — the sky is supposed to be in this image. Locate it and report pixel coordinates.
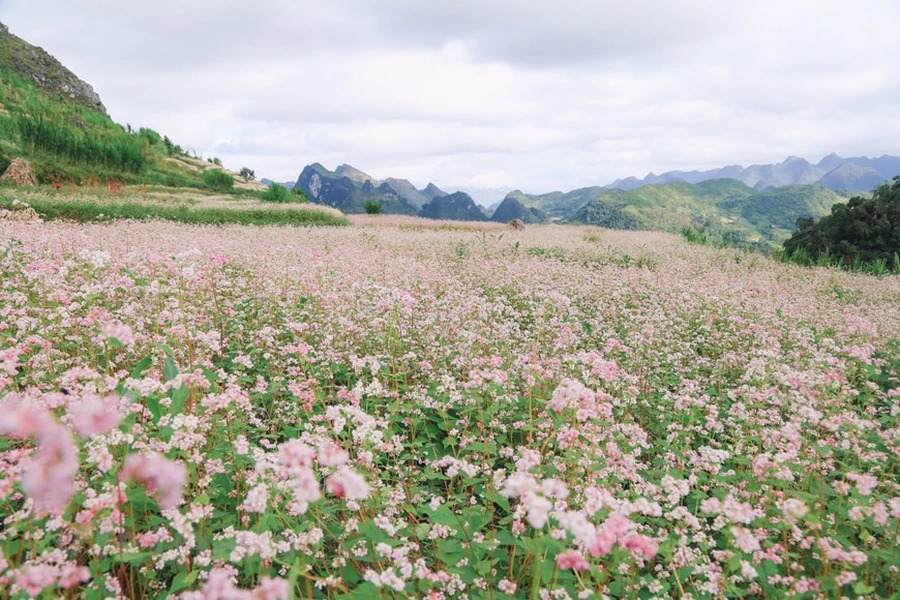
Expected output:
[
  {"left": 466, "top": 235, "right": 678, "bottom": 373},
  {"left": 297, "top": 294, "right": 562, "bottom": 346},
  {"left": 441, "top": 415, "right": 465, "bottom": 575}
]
[{"left": 2, "top": 0, "right": 899, "bottom": 196}]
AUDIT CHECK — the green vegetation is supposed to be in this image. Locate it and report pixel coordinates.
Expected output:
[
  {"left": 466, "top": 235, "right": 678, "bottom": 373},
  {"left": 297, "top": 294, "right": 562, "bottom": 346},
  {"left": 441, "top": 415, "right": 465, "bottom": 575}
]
[
  {"left": 782, "top": 177, "right": 900, "bottom": 272},
  {"left": 16, "top": 114, "right": 146, "bottom": 173},
  {"left": 364, "top": 198, "right": 382, "bottom": 214},
  {"left": 201, "top": 169, "right": 235, "bottom": 192},
  {"left": 260, "top": 183, "right": 293, "bottom": 203},
  {"left": 239, "top": 167, "right": 255, "bottom": 180},
  {"left": 554, "top": 179, "right": 844, "bottom": 249},
  {"left": 0, "top": 67, "right": 247, "bottom": 193},
  {"left": 291, "top": 187, "right": 308, "bottom": 202}
]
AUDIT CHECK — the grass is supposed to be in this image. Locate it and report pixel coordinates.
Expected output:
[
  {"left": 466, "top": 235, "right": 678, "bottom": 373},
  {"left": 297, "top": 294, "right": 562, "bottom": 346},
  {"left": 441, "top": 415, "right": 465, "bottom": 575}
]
[
  {"left": 201, "top": 168, "right": 235, "bottom": 192},
  {"left": 777, "top": 246, "right": 900, "bottom": 276},
  {"left": 0, "top": 187, "right": 349, "bottom": 227}
]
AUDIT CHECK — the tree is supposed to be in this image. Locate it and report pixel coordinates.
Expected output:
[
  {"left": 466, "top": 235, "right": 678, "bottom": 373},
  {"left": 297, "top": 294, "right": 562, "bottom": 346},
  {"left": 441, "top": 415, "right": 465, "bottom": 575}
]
[
  {"left": 239, "top": 167, "right": 255, "bottom": 181},
  {"left": 364, "top": 198, "right": 381, "bottom": 214},
  {"left": 782, "top": 176, "right": 900, "bottom": 267}
]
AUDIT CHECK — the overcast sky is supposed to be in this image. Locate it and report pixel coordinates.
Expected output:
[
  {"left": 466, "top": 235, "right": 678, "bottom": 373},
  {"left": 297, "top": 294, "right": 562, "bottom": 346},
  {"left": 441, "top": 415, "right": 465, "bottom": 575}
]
[{"left": 2, "top": 0, "right": 899, "bottom": 194}]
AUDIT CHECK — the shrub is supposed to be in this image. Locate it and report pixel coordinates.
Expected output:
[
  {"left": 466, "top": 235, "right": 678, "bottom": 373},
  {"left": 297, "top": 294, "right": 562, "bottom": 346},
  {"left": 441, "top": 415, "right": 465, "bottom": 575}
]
[
  {"left": 364, "top": 198, "right": 381, "bottom": 214},
  {"left": 239, "top": 167, "right": 255, "bottom": 181},
  {"left": 291, "top": 187, "right": 308, "bottom": 203},
  {"left": 202, "top": 169, "right": 234, "bottom": 192},
  {"left": 260, "top": 184, "right": 292, "bottom": 203},
  {"left": 138, "top": 127, "right": 161, "bottom": 146},
  {"left": 680, "top": 226, "right": 709, "bottom": 245}
]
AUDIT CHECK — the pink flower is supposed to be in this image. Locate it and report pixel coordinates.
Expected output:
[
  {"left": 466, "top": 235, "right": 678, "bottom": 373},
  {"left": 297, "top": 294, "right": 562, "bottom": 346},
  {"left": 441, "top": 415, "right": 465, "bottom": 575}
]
[
  {"left": 623, "top": 534, "right": 658, "bottom": 559},
  {"left": 58, "top": 565, "right": 90, "bottom": 589},
  {"left": 603, "top": 511, "right": 633, "bottom": 540},
  {"left": 101, "top": 322, "right": 134, "bottom": 345},
  {"left": 731, "top": 526, "right": 761, "bottom": 553},
  {"left": 121, "top": 452, "right": 187, "bottom": 509},
  {"left": 15, "top": 564, "right": 57, "bottom": 596},
  {"left": 21, "top": 420, "right": 79, "bottom": 514},
  {"left": 587, "top": 528, "right": 617, "bottom": 557},
  {"left": 325, "top": 467, "right": 370, "bottom": 500},
  {"left": 198, "top": 568, "right": 288, "bottom": 599},
  {"left": 68, "top": 393, "right": 123, "bottom": 437},
  {"left": 278, "top": 439, "right": 315, "bottom": 474},
  {"left": 241, "top": 484, "right": 268, "bottom": 513},
  {"left": 556, "top": 549, "right": 590, "bottom": 572},
  {"left": 498, "top": 579, "right": 517, "bottom": 594},
  {"left": 291, "top": 467, "right": 321, "bottom": 503},
  {"left": 253, "top": 577, "right": 290, "bottom": 600},
  {"left": 317, "top": 442, "right": 349, "bottom": 467}
]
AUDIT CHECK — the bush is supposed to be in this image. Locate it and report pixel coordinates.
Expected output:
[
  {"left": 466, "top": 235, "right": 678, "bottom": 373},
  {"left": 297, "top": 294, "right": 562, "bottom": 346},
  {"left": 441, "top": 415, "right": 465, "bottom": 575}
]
[
  {"left": 260, "top": 184, "right": 292, "bottom": 203},
  {"left": 202, "top": 169, "right": 234, "bottom": 192},
  {"left": 364, "top": 198, "right": 381, "bottom": 214},
  {"left": 239, "top": 167, "right": 255, "bottom": 181},
  {"left": 138, "top": 127, "right": 161, "bottom": 146},
  {"left": 291, "top": 187, "right": 308, "bottom": 203}
]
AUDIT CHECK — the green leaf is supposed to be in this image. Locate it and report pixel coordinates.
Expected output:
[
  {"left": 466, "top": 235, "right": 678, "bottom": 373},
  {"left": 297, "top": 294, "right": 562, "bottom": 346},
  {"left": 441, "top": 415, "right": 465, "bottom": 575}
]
[
  {"left": 164, "top": 356, "right": 179, "bottom": 382},
  {"left": 169, "top": 385, "right": 189, "bottom": 415},
  {"left": 853, "top": 582, "right": 875, "bottom": 595},
  {"left": 130, "top": 354, "right": 153, "bottom": 379},
  {"left": 168, "top": 570, "right": 198, "bottom": 594}
]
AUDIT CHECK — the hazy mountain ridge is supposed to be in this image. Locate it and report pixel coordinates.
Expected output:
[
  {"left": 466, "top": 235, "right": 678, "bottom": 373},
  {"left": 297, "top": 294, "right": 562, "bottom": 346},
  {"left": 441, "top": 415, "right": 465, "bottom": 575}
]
[{"left": 606, "top": 154, "right": 900, "bottom": 192}]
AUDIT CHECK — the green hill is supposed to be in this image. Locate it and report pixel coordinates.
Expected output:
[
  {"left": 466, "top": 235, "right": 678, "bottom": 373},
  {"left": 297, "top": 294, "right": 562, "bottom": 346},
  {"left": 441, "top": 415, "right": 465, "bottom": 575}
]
[
  {"left": 553, "top": 179, "right": 845, "bottom": 247},
  {"left": 489, "top": 196, "right": 549, "bottom": 223},
  {"left": 783, "top": 177, "right": 900, "bottom": 268},
  {"left": 0, "top": 23, "right": 233, "bottom": 190}
]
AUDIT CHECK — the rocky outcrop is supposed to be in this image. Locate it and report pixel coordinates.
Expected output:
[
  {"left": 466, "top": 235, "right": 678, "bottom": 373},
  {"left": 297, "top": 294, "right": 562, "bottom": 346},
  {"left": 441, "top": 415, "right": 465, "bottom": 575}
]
[{"left": 0, "top": 22, "right": 107, "bottom": 115}]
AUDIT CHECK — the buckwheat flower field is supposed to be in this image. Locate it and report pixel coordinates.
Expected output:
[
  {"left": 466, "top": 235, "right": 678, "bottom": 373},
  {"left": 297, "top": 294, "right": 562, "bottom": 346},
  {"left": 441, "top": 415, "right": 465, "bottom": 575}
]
[{"left": 0, "top": 219, "right": 898, "bottom": 599}]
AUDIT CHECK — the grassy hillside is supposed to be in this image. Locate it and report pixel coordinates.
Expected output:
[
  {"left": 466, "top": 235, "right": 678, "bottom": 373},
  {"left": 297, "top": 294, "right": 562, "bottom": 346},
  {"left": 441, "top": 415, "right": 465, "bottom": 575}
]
[
  {"left": 0, "top": 65, "right": 344, "bottom": 227},
  {"left": 719, "top": 183, "right": 847, "bottom": 240},
  {"left": 544, "top": 179, "right": 846, "bottom": 247},
  {"left": 0, "top": 68, "right": 220, "bottom": 188}
]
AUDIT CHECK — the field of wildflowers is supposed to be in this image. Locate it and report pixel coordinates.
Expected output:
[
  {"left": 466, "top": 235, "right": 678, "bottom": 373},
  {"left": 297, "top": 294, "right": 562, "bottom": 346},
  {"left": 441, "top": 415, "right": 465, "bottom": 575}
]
[{"left": 0, "top": 219, "right": 898, "bottom": 599}]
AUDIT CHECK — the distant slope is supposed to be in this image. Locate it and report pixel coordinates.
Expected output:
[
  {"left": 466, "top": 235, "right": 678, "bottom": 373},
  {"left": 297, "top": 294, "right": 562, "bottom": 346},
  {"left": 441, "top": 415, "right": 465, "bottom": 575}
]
[
  {"left": 606, "top": 154, "right": 900, "bottom": 192},
  {"left": 293, "top": 163, "right": 446, "bottom": 213},
  {"left": 719, "top": 184, "right": 850, "bottom": 240},
  {"left": 420, "top": 192, "right": 487, "bottom": 221},
  {"left": 560, "top": 179, "right": 845, "bottom": 246},
  {"left": 489, "top": 196, "right": 549, "bottom": 224}
]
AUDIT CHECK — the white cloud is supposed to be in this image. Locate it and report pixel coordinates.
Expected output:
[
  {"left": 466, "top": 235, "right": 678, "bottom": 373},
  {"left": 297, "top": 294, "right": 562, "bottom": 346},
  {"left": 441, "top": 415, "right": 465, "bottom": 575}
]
[{"left": 2, "top": 0, "right": 898, "bottom": 192}]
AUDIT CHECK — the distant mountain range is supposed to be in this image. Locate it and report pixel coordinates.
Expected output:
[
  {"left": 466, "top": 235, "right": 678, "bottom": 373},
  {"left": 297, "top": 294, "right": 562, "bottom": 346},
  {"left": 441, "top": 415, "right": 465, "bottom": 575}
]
[
  {"left": 267, "top": 154, "right": 898, "bottom": 247},
  {"left": 291, "top": 163, "right": 445, "bottom": 215},
  {"left": 278, "top": 163, "right": 547, "bottom": 224},
  {"left": 606, "top": 154, "right": 900, "bottom": 193}
]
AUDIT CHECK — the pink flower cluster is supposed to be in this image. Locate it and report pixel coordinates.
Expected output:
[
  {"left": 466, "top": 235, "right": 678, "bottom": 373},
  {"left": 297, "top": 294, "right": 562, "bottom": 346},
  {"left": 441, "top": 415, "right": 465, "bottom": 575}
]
[
  {"left": 121, "top": 452, "right": 188, "bottom": 510},
  {"left": 181, "top": 567, "right": 288, "bottom": 600},
  {"left": 0, "top": 398, "right": 78, "bottom": 514}
]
